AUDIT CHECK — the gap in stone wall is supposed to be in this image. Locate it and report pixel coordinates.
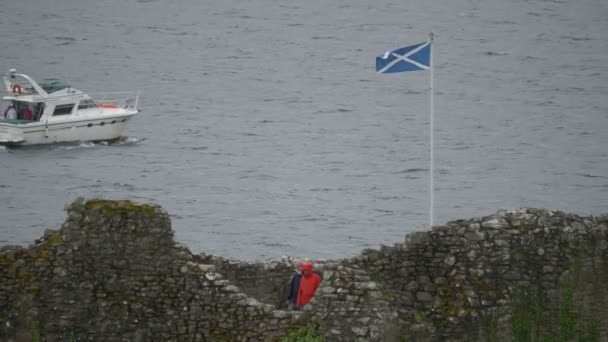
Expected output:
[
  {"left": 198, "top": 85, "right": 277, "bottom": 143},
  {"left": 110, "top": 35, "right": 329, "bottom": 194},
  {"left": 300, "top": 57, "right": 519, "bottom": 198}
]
[{"left": 195, "top": 254, "right": 297, "bottom": 309}]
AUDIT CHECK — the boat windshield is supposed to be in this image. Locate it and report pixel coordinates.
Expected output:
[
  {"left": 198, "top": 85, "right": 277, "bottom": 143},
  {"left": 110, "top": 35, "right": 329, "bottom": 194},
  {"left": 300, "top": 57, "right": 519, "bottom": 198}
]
[
  {"left": 1, "top": 99, "right": 44, "bottom": 122},
  {"left": 39, "top": 79, "right": 71, "bottom": 93}
]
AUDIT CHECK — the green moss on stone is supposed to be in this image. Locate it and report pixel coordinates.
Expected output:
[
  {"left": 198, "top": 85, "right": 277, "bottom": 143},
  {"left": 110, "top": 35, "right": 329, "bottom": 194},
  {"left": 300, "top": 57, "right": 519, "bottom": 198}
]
[
  {"left": 517, "top": 221, "right": 529, "bottom": 232},
  {"left": 413, "top": 311, "right": 429, "bottom": 323},
  {"left": 48, "top": 230, "right": 63, "bottom": 244},
  {"left": 212, "top": 330, "right": 238, "bottom": 342},
  {"left": 9, "top": 268, "right": 38, "bottom": 292},
  {"left": 26, "top": 284, "right": 40, "bottom": 293},
  {"left": 34, "top": 229, "right": 63, "bottom": 264},
  {"left": 84, "top": 199, "right": 159, "bottom": 218},
  {"left": 0, "top": 256, "right": 9, "bottom": 267},
  {"left": 282, "top": 321, "right": 323, "bottom": 342},
  {"left": 2, "top": 229, "right": 66, "bottom": 292},
  {"left": 435, "top": 283, "right": 468, "bottom": 324}
]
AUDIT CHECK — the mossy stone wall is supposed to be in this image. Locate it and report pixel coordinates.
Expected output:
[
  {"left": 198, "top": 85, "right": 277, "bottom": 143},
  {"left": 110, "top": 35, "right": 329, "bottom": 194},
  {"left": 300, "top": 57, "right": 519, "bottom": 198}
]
[{"left": 1, "top": 200, "right": 607, "bottom": 341}]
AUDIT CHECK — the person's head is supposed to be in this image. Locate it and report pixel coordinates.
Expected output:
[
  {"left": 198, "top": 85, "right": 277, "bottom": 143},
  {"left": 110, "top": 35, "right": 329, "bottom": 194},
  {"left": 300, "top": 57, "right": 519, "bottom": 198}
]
[
  {"left": 295, "top": 261, "right": 304, "bottom": 272},
  {"left": 301, "top": 262, "right": 313, "bottom": 275}
]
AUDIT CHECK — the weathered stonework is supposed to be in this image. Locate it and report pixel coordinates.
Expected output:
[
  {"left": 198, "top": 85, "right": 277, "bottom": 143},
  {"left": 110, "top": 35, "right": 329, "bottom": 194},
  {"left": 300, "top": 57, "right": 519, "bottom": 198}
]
[
  {"left": 0, "top": 199, "right": 298, "bottom": 342},
  {"left": 1, "top": 199, "right": 607, "bottom": 341}
]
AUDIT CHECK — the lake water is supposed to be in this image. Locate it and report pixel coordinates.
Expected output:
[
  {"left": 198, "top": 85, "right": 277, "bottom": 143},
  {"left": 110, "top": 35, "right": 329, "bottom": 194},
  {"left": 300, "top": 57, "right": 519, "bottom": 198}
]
[{"left": 1, "top": 0, "right": 607, "bottom": 260}]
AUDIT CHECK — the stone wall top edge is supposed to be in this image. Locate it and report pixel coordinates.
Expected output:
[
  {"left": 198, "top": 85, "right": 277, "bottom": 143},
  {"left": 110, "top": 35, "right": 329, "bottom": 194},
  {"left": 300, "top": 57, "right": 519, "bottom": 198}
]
[{"left": 4, "top": 199, "right": 607, "bottom": 265}]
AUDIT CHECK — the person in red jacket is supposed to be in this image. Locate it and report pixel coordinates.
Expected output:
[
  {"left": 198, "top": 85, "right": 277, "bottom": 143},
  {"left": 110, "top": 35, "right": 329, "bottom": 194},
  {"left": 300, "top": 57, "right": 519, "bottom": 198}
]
[
  {"left": 296, "top": 262, "right": 321, "bottom": 309},
  {"left": 21, "top": 106, "right": 33, "bottom": 120}
]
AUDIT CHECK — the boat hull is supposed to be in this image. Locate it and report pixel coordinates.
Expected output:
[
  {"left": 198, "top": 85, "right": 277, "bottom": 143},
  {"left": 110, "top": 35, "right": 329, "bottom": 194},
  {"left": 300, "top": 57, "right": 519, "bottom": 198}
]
[{"left": 0, "top": 112, "right": 137, "bottom": 146}]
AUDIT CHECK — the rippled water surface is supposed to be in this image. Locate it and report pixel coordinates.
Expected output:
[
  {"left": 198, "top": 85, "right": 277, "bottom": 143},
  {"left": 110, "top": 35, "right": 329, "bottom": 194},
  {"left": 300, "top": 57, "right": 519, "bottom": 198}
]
[{"left": 1, "top": 0, "right": 607, "bottom": 260}]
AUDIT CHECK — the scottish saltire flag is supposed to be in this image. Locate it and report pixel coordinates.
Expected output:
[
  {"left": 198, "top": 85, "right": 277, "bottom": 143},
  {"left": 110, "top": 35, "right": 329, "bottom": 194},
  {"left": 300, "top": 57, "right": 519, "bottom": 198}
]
[{"left": 376, "top": 41, "right": 431, "bottom": 73}]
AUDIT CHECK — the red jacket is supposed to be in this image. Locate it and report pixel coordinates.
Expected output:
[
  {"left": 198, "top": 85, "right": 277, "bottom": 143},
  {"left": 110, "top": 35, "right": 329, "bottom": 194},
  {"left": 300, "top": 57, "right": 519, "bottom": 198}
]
[
  {"left": 22, "top": 109, "right": 33, "bottom": 120},
  {"left": 296, "top": 272, "right": 321, "bottom": 308}
]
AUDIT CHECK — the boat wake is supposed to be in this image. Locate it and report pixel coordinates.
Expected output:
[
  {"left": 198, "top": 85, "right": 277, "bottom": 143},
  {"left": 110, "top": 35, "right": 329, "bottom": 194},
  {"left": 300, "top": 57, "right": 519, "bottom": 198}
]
[
  {"left": 58, "top": 136, "right": 143, "bottom": 150},
  {"left": 112, "top": 136, "right": 142, "bottom": 145},
  {"left": 60, "top": 142, "right": 98, "bottom": 150},
  {"left": 2, "top": 136, "right": 144, "bottom": 151}
]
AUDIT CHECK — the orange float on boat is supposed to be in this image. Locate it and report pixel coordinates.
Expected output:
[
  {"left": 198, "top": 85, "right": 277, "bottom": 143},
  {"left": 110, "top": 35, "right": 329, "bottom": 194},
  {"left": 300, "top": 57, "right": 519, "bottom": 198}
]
[
  {"left": 11, "top": 84, "right": 22, "bottom": 95},
  {"left": 97, "top": 103, "right": 118, "bottom": 108}
]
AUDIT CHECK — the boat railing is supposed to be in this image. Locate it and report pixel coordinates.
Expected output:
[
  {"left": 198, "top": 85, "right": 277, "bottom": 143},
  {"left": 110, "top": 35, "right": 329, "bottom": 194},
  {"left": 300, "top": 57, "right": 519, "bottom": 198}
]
[
  {"left": 89, "top": 91, "right": 140, "bottom": 110},
  {"left": 2, "top": 88, "right": 141, "bottom": 111}
]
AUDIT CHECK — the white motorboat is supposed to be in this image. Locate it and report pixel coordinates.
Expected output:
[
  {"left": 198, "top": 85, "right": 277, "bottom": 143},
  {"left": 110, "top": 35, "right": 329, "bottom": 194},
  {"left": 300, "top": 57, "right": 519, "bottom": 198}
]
[{"left": 0, "top": 69, "right": 140, "bottom": 146}]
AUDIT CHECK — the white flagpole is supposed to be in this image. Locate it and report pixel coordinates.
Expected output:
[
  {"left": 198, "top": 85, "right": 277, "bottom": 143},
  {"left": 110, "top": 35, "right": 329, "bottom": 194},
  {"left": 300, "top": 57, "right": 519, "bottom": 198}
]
[{"left": 429, "top": 32, "right": 435, "bottom": 228}]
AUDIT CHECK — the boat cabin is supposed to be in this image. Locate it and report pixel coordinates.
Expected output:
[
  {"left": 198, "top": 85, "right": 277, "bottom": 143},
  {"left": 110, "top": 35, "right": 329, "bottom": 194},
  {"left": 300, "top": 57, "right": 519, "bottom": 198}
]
[
  {"left": 1, "top": 69, "right": 118, "bottom": 123},
  {"left": 0, "top": 69, "right": 139, "bottom": 146}
]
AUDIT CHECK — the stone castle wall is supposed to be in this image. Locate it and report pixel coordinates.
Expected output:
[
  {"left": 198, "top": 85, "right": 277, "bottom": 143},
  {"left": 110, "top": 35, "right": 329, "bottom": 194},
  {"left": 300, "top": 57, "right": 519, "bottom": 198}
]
[
  {"left": 0, "top": 200, "right": 296, "bottom": 342},
  {"left": 1, "top": 199, "right": 607, "bottom": 341},
  {"left": 350, "top": 209, "right": 608, "bottom": 340}
]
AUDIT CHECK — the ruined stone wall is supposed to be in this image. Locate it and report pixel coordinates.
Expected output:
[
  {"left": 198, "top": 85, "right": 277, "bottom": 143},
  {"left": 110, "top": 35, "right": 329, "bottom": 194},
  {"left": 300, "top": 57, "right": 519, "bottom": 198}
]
[
  {"left": 1, "top": 200, "right": 607, "bottom": 341},
  {"left": 0, "top": 199, "right": 297, "bottom": 342},
  {"left": 351, "top": 209, "right": 608, "bottom": 340},
  {"left": 196, "top": 209, "right": 608, "bottom": 341},
  {"left": 202, "top": 257, "right": 398, "bottom": 341},
  {"left": 197, "top": 255, "right": 297, "bottom": 309}
]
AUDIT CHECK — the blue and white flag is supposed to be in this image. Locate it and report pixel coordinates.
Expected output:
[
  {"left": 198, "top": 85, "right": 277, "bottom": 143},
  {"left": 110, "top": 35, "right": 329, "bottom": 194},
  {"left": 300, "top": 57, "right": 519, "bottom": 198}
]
[{"left": 376, "top": 41, "right": 431, "bottom": 74}]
